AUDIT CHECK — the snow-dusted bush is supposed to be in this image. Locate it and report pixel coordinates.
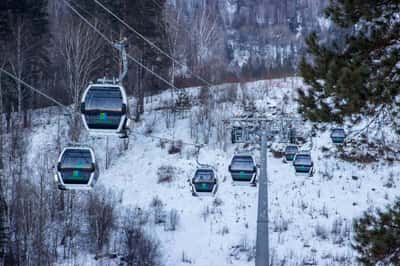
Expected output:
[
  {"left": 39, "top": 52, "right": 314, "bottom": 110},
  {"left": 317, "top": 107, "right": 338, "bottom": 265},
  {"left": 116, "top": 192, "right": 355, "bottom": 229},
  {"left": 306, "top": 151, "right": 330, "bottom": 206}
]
[
  {"left": 314, "top": 223, "right": 329, "bottom": 240},
  {"left": 158, "top": 138, "right": 168, "bottom": 149},
  {"left": 212, "top": 197, "right": 223, "bottom": 207},
  {"left": 218, "top": 225, "right": 229, "bottom": 236},
  {"left": 320, "top": 204, "right": 329, "bottom": 218},
  {"left": 122, "top": 206, "right": 150, "bottom": 229},
  {"left": 157, "top": 165, "right": 176, "bottom": 183},
  {"left": 230, "top": 236, "right": 255, "bottom": 262},
  {"left": 164, "top": 209, "right": 180, "bottom": 231},
  {"left": 121, "top": 209, "right": 162, "bottom": 266},
  {"left": 201, "top": 206, "right": 211, "bottom": 222},
  {"left": 238, "top": 236, "right": 250, "bottom": 252},
  {"left": 150, "top": 196, "right": 166, "bottom": 225},
  {"left": 87, "top": 186, "right": 118, "bottom": 253},
  {"left": 331, "top": 217, "right": 350, "bottom": 246},
  {"left": 168, "top": 140, "right": 183, "bottom": 154},
  {"left": 383, "top": 172, "right": 395, "bottom": 188},
  {"left": 331, "top": 252, "right": 352, "bottom": 265},
  {"left": 181, "top": 251, "right": 193, "bottom": 264},
  {"left": 270, "top": 143, "right": 285, "bottom": 159},
  {"left": 272, "top": 215, "right": 290, "bottom": 233}
]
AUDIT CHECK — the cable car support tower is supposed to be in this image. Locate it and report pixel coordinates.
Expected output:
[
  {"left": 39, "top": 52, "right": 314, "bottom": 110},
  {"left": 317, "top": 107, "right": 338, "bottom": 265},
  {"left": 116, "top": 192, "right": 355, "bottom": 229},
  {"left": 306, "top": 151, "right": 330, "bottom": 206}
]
[{"left": 225, "top": 114, "right": 302, "bottom": 266}]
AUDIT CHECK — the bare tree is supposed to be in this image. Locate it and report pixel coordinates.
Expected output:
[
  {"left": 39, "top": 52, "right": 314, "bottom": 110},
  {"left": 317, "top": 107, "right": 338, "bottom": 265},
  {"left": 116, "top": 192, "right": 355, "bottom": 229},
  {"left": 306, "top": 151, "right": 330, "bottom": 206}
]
[
  {"left": 54, "top": 9, "right": 103, "bottom": 140},
  {"left": 121, "top": 208, "right": 162, "bottom": 266},
  {"left": 55, "top": 14, "right": 103, "bottom": 110},
  {"left": 0, "top": 59, "right": 11, "bottom": 266},
  {"left": 189, "top": 0, "right": 225, "bottom": 81},
  {"left": 87, "top": 186, "right": 118, "bottom": 255},
  {"left": 163, "top": 1, "right": 187, "bottom": 87}
]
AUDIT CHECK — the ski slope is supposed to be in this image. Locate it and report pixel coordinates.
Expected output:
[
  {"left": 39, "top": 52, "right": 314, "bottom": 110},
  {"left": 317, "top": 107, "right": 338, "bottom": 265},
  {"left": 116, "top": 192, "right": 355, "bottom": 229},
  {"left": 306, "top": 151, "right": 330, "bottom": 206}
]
[{"left": 28, "top": 78, "right": 400, "bottom": 265}]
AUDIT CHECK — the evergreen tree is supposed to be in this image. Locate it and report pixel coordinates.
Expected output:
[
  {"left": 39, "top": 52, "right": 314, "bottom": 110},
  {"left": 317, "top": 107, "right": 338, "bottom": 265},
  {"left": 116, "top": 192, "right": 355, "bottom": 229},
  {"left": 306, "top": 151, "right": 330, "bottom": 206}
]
[
  {"left": 353, "top": 199, "right": 400, "bottom": 265},
  {"left": 298, "top": 0, "right": 400, "bottom": 123}
]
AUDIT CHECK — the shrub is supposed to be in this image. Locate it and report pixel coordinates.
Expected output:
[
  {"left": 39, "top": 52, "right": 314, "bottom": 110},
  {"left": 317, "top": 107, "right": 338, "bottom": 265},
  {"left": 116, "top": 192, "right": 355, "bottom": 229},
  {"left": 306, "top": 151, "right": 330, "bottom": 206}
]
[
  {"left": 271, "top": 149, "right": 283, "bottom": 158},
  {"left": 201, "top": 206, "right": 211, "bottom": 222},
  {"left": 87, "top": 187, "right": 118, "bottom": 253},
  {"left": 353, "top": 199, "right": 400, "bottom": 265},
  {"left": 272, "top": 215, "right": 289, "bottom": 233},
  {"left": 218, "top": 225, "right": 229, "bottom": 236},
  {"left": 150, "top": 196, "right": 165, "bottom": 225},
  {"left": 168, "top": 140, "right": 183, "bottom": 154},
  {"left": 157, "top": 165, "right": 175, "bottom": 183},
  {"left": 121, "top": 209, "right": 162, "bottom": 266},
  {"left": 314, "top": 223, "right": 329, "bottom": 240},
  {"left": 212, "top": 197, "right": 223, "bottom": 207},
  {"left": 164, "top": 209, "right": 179, "bottom": 231}
]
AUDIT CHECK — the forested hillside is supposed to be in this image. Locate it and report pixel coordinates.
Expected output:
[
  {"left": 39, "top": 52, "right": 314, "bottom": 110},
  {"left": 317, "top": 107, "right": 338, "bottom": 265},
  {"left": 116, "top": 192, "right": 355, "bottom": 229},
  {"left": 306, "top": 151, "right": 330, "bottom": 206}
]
[
  {"left": 1, "top": 0, "right": 400, "bottom": 265},
  {"left": 0, "top": 0, "right": 330, "bottom": 115}
]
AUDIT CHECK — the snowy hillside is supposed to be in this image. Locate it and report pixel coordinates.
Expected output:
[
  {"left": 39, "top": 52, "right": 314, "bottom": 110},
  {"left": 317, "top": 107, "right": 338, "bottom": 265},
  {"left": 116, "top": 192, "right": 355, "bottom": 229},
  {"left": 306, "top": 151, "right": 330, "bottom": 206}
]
[{"left": 28, "top": 78, "right": 400, "bottom": 265}]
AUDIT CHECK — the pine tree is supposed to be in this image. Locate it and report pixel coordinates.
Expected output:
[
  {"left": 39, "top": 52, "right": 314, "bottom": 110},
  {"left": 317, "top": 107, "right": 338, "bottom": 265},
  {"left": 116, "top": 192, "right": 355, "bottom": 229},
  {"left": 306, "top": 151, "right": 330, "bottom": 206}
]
[
  {"left": 298, "top": 0, "right": 400, "bottom": 123},
  {"left": 353, "top": 199, "right": 400, "bottom": 265}
]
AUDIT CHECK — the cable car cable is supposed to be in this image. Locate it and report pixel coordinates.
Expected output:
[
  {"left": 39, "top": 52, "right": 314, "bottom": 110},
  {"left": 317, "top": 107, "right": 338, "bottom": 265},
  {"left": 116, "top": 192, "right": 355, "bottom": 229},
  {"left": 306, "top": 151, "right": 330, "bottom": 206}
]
[
  {"left": 149, "top": 0, "right": 163, "bottom": 11},
  {"left": 148, "top": 0, "right": 199, "bottom": 51},
  {"left": 0, "top": 68, "right": 73, "bottom": 113},
  {"left": 71, "top": 1, "right": 137, "bottom": 47},
  {"left": 71, "top": 0, "right": 120, "bottom": 39},
  {"left": 194, "top": 145, "right": 215, "bottom": 170},
  {"left": 63, "top": 0, "right": 180, "bottom": 93},
  {"left": 92, "top": 0, "right": 214, "bottom": 88}
]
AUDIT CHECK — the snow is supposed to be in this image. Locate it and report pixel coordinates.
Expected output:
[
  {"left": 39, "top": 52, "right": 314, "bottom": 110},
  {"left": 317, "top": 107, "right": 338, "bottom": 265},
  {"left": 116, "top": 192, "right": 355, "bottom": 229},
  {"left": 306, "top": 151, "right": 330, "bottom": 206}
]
[
  {"left": 232, "top": 49, "right": 251, "bottom": 68},
  {"left": 27, "top": 77, "right": 400, "bottom": 265},
  {"left": 317, "top": 17, "right": 332, "bottom": 30}
]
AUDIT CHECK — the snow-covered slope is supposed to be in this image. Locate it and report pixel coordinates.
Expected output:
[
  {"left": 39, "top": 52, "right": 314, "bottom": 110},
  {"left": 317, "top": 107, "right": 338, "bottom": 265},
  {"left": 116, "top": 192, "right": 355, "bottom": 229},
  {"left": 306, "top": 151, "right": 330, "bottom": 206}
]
[{"left": 28, "top": 78, "right": 400, "bottom": 265}]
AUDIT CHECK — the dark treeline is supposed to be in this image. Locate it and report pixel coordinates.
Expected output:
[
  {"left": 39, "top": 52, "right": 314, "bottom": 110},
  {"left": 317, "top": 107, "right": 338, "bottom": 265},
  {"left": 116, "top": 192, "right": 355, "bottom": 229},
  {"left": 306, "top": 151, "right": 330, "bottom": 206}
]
[
  {"left": 0, "top": 0, "right": 171, "bottom": 125},
  {"left": 298, "top": 0, "right": 400, "bottom": 263},
  {"left": 0, "top": 0, "right": 231, "bottom": 122},
  {"left": 0, "top": 1, "right": 173, "bottom": 265},
  {"left": 0, "top": 0, "right": 331, "bottom": 122}
]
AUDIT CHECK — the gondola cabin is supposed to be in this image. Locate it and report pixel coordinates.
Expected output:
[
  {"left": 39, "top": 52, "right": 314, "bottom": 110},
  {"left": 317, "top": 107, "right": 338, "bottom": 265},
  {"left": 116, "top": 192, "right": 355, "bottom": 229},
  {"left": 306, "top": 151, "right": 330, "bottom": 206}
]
[
  {"left": 228, "top": 155, "right": 257, "bottom": 185},
  {"left": 81, "top": 83, "right": 130, "bottom": 137},
  {"left": 330, "top": 128, "right": 346, "bottom": 144},
  {"left": 284, "top": 144, "right": 298, "bottom": 162},
  {"left": 231, "top": 126, "right": 247, "bottom": 144},
  {"left": 293, "top": 152, "right": 314, "bottom": 176},
  {"left": 190, "top": 168, "right": 218, "bottom": 196},
  {"left": 55, "top": 147, "right": 99, "bottom": 190}
]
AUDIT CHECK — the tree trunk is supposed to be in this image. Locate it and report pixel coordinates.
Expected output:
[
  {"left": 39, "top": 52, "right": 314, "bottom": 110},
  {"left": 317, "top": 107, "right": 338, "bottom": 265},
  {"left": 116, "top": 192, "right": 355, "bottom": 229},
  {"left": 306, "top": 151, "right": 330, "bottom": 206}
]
[{"left": 0, "top": 72, "right": 10, "bottom": 266}]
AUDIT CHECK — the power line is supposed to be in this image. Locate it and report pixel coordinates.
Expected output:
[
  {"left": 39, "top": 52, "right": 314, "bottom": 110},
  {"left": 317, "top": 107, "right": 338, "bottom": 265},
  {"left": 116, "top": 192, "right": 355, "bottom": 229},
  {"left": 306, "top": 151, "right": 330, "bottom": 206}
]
[
  {"left": 92, "top": 0, "right": 214, "bottom": 88},
  {"left": 149, "top": 0, "right": 163, "bottom": 10},
  {"left": 63, "top": 0, "right": 180, "bottom": 92},
  {"left": 0, "top": 68, "right": 72, "bottom": 112}
]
